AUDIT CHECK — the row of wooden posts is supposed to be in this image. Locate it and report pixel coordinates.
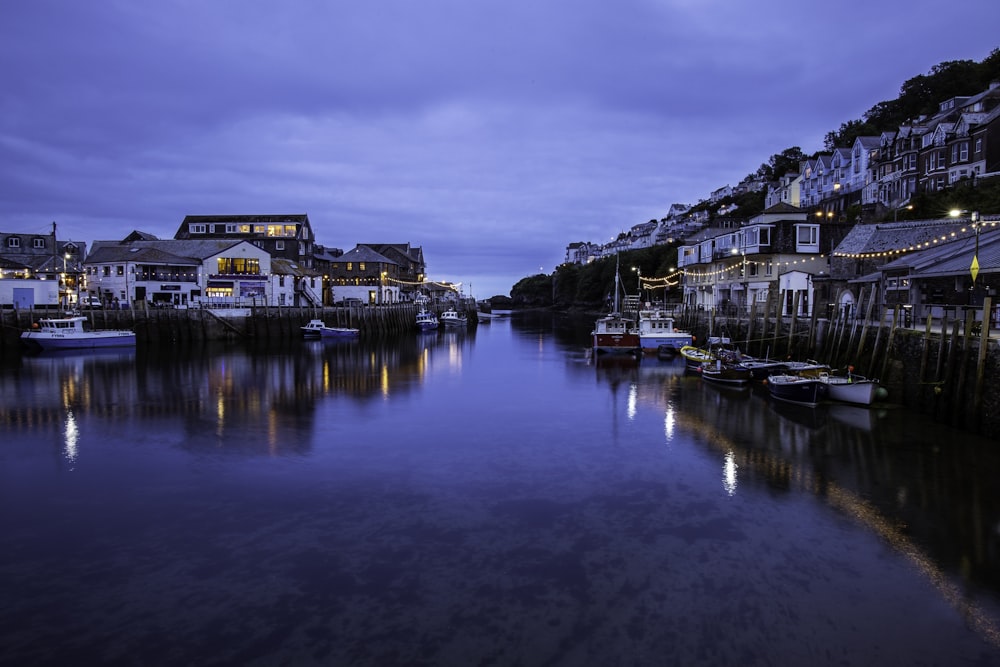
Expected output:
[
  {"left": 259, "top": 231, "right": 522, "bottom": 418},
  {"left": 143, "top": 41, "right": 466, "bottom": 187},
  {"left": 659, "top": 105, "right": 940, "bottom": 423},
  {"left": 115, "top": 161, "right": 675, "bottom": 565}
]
[{"left": 0, "top": 302, "right": 479, "bottom": 354}]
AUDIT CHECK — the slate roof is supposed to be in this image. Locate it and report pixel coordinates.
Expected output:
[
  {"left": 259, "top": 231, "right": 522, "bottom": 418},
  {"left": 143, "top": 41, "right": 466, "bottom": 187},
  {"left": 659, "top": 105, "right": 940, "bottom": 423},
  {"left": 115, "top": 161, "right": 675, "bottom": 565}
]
[
  {"left": 832, "top": 219, "right": 970, "bottom": 256},
  {"left": 272, "top": 257, "right": 321, "bottom": 277},
  {"left": 337, "top": 245, "right": 398, "bottom": 266},
  {"left": 86, "top": 239, "right": 248, "bottom": 264},
  {"left": 878, "top": 225, "right": 1000, "bottom": 278}
]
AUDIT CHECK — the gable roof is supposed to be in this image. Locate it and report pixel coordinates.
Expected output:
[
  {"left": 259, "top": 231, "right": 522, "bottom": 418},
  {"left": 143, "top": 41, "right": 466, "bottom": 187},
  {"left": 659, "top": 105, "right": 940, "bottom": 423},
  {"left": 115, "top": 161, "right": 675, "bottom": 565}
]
[
  {"left": 338, "top": 245, "right": 399, "bottom": 265},
  {"left": 86, "top": 239, "right": 250, "bottom": 264}
]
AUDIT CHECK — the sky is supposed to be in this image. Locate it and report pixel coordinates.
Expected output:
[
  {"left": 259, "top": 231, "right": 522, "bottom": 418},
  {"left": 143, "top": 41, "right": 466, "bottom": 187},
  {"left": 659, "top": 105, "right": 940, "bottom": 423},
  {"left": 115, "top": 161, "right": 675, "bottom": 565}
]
[{"left": 2, "top": 1, "right": 999, "bottom": 299}]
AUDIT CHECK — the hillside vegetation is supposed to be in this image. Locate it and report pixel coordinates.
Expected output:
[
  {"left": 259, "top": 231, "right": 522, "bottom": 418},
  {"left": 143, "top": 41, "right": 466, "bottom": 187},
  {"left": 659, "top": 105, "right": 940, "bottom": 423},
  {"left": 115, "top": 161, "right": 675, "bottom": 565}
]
[{"left": 509, "top": 49, "right": 1000, "bottom": 307}]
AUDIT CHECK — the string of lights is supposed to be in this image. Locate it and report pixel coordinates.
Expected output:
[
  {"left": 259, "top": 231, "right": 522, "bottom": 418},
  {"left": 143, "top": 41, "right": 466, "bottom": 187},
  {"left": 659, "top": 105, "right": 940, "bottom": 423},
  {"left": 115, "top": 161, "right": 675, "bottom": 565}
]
[
  {"left": 832, "top": 220, "right": 998, "bottom": 259},
  {"left": 384, "top": 275, "right": 461, "bottom": 291},
  {"left": 664, "top": 254, "right": 827, "bottom": 280}
]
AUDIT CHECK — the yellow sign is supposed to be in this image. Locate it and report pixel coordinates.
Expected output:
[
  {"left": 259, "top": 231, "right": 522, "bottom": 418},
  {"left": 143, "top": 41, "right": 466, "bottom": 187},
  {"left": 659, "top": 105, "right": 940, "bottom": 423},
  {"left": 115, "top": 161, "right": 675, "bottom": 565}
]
[{"left": 971, "top": 255, "right": 980, "bottom": 283}]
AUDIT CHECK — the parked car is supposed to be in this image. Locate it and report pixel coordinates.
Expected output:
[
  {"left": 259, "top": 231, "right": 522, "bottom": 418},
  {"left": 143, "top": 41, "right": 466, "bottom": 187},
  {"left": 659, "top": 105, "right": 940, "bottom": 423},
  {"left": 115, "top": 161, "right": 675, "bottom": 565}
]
[{"left": 81, "top": 296, "right": 103, "bottom": 309}]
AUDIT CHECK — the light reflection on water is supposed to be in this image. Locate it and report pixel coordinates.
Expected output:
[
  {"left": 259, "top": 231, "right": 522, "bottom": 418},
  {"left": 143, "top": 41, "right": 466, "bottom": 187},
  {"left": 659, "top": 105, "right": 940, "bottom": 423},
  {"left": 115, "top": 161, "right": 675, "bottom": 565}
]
[{"left": 1, "top": 313, "right": 1000, "bottom": 666}]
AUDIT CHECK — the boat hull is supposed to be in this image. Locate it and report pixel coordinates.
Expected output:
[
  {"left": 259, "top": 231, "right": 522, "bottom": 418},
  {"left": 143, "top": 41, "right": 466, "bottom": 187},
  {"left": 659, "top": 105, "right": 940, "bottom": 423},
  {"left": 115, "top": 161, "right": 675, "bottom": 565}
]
[
  {"left": 767, "top": 375, "right": 826, "bottom": 407},
  {"left": 700, "top": 362, "right": 752, "bottom": 385},
  {"left": 593, "top": 332, "right": 641, "bottom": 355},
  {"left": 639, "top": 333, "right": 693, "bottom": 354},
  {"left": 821, "top": 376, "right": 878, "bottom": 406},
  {"left": 21, "top": 331, "right": 136, "bottom": 351}
]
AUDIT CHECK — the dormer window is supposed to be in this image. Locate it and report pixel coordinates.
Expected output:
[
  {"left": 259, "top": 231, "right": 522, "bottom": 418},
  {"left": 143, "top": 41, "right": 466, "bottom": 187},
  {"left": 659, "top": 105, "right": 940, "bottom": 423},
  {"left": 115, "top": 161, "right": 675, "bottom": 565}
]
[
  {"left": 33, "top": 238, "right": 46, "bottom": 248},
  {"left": 7, "top": 237, "right": 20, "bottom": 248},
  {"left": 190, "top": 224, "right": 207, "bottom": 234}
]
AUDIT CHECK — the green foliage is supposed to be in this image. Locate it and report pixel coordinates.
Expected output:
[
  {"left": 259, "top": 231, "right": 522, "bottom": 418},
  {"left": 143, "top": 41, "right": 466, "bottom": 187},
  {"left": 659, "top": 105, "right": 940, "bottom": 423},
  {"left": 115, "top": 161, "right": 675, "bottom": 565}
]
[
  {"left": 857, "top": 51, "right": 1000, "bottom": 138},
  {"left": 509, "top": 273, "right": 553, "bottom": 307},
  {"left": 876, "top": 176, "right": 1000, "bottom": 221},
  {"left": 514, "top": 245, "right": 680, "bottom": 310}
]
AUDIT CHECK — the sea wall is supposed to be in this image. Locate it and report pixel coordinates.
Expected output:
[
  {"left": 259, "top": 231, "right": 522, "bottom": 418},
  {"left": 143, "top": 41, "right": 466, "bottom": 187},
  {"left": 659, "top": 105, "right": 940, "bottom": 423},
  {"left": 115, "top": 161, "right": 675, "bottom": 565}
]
[
  {"left": 0, "top": 302, "right": 472, "bottom": 351},
  {"left": 675, "top": 305, "right": 1000, "bottom": 439}
]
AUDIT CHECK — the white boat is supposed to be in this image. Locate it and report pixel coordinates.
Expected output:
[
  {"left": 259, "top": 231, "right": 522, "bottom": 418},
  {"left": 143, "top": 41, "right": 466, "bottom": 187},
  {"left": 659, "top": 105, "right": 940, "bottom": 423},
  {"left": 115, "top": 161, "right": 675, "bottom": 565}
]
[
  {"left": 301, "top": 319, "right": 360, "bottom": 339},
  {"left": 636, "top": 308, "right": 692, "bottom": 355},
  {"left": 440, "top": 308, "right": 468, "bottom": 328},
  {"left": 817, "top": 372, "right": 881, "bottom": 406},
  {"left": 21, "top": 315, "right": 136, "bottom": 351},
  {"left": 415, "top": 308, "right": 439, "bottom": 331}
]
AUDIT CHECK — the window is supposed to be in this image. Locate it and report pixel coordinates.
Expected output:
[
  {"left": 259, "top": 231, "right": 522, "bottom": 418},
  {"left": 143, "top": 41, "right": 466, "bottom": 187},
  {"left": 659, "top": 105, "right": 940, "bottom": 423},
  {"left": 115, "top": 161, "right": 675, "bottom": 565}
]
[
  {"left": 960, "top": 142, "right": 969, "bottom": 161},
  {"left": 189, "top": 224, "right": 207, "bottom": 234},
  {"left": 116, "top": 266, "right": 125, "bottom": 276},
  {"left": 347, "top": 262, "right": 353, "bottom": 272},
  {"left": 7, "top": 237, "right": 20, "bottom": 248},
  {"left": 216, "top": 257, "right": 260, "bottom": 275},
  {"left": 33, "top": 238, "right": 46, "bottom": 249},
  {"left": 796, "top": 225, "right": 819, "bottom": 246},
  {"left": 975, "top": 138, "right": 982, "bottom": 155},
  {"left": 275, "top": 241, "right": 285, "bottom": 250},
  {"left": 226, "top": 224, "right": 239, "bottom": 233},
  {"left": 359, "top": 263, "right": 366, "bottom": 271},
  {"left": 103, "top": 266, "right": 111, "bottom": 276}
]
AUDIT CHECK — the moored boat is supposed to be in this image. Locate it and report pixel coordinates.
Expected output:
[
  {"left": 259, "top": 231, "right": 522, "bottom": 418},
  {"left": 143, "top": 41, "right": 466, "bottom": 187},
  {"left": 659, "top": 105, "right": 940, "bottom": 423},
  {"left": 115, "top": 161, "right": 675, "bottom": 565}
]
[
  {"left": 817, "top": 371, "right": 882, "bottom": 406},
  {"left": 766, "top": 373, "right": 826, "bottom": 407},
  {"left": 440, "top": 308, "right": 468, "bottom": 328},
  {"left": 415, "top": 308, "right": 439, "bottom": 331},
  {"left": 736, "top": 357, "right": 789, "bottom": 382},
  {"left": 782, "top": 360, "right": 830, "bottom": 377},
  {"left": 636, "top": 308, "right": 692, "bottom": 355},
  {"left": 21, "top": 315, "right": 136, "bottom": 351},
  {"left": 592, "top": 256, "right": 640, "bottom": 356},
  {"left": 301, "top": 319, "right": 360, "bottom": 339},
  {"left": 699, "top": 359, "right": 753, "bottom": 386}
]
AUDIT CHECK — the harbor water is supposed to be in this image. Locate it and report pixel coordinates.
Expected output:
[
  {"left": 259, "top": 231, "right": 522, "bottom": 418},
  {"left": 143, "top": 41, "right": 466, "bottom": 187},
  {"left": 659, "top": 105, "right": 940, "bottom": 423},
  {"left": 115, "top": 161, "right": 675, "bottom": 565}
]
[{"left": 2, "top": 312, "right": 1000, "bottom": 666}]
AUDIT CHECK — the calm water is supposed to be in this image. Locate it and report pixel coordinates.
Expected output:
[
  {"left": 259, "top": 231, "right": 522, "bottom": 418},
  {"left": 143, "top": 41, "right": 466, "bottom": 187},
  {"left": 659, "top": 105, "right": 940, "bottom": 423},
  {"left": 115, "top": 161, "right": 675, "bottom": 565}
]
[{"left": 2, "top": 312, "right": 1000, "bottom": 666}]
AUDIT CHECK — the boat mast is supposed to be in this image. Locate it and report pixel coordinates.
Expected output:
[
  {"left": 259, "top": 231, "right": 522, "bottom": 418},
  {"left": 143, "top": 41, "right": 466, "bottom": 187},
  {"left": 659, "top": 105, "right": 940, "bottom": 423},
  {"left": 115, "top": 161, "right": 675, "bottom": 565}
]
[{"left": 613, "top": 254, "right": 621, "bottom": 315}]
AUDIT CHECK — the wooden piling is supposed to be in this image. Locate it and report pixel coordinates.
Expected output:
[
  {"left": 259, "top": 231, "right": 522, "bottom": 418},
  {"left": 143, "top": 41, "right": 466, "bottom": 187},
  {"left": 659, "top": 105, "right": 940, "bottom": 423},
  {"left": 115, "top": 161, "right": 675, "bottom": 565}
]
[{"left": 973, "top": 296, "right": 992, "bottom": 421}]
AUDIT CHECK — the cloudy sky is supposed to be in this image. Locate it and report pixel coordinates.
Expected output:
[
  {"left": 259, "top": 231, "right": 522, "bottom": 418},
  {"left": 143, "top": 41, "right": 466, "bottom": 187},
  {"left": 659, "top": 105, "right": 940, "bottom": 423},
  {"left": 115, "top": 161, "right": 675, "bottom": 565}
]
[{"left": 2, "top": 1, "right": 998, "bottom": 298}]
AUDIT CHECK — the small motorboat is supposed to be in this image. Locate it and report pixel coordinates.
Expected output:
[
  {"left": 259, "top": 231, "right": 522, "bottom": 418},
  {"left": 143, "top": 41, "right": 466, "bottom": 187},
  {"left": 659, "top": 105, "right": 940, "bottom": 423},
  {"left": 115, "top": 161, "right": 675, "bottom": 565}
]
[
  {"left": 637, "top": 308, "right": 692, "bottom": 355},
  {"left": 21, "top": 315, "right": 136, "bottom": 351},
  {"left": 301, "top": 319, "right": 360, "bottom": 339},
  {"left": 415, "top": 308, "right": 439, "bottom": 331},
  {"left": 440, "top": 308, "right": 468, "bottom": 328}
]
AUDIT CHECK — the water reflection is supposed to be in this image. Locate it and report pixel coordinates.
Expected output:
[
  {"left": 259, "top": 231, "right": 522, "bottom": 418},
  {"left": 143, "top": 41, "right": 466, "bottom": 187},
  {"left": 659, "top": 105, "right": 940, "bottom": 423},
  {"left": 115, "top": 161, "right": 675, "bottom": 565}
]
[
  {"left": 579, "top": 332, "right": 1000, "bottom": 647},
  {"left": 2, "top": 331, "right": 477, "bottom": 460}
]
